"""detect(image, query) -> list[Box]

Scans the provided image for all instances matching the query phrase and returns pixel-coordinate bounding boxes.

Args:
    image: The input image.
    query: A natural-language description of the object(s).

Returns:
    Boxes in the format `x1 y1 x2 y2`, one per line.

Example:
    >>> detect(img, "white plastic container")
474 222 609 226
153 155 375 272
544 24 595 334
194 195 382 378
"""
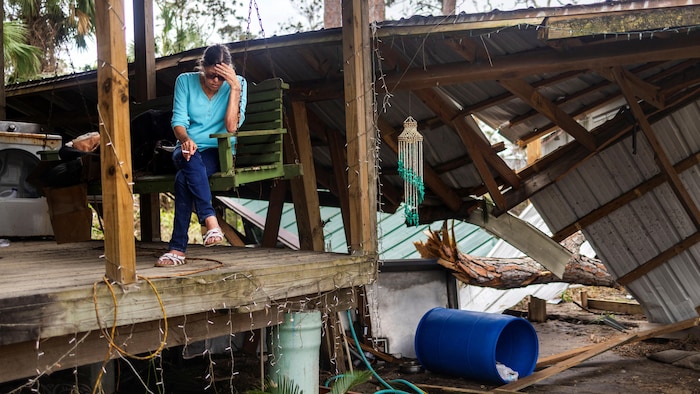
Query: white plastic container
0 125 61 237
0 197 54 237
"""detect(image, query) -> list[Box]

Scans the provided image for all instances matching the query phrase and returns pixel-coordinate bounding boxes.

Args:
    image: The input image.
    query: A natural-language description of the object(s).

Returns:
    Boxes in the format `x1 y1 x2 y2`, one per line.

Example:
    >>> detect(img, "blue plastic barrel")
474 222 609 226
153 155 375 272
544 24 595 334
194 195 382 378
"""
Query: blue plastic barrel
414 307 539 384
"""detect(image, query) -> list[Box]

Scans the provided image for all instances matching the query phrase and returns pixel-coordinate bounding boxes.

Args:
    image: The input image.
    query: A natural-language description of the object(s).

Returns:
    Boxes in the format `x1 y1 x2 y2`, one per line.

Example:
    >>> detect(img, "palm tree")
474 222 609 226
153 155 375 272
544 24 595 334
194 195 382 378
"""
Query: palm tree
4 0 95 75
154 0 246 57
3 21 42 82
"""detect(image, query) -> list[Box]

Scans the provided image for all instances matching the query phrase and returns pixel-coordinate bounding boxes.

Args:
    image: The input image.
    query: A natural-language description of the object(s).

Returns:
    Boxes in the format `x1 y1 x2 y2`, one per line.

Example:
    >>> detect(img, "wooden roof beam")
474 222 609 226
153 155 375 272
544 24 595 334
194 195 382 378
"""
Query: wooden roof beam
499 78 597 151
385 33 700 90
455 117 506 209
512 61 675 145
497 85 700 215
443 37 487 64
612 65 700 229
596 67 664 108
540 5 700 41
412 88 520 210
415 88 520 188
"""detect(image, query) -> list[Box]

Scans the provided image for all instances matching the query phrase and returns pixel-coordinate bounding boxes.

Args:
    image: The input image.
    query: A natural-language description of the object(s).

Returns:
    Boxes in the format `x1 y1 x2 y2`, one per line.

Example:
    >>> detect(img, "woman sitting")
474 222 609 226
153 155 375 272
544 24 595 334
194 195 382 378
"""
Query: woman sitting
156 44 247 267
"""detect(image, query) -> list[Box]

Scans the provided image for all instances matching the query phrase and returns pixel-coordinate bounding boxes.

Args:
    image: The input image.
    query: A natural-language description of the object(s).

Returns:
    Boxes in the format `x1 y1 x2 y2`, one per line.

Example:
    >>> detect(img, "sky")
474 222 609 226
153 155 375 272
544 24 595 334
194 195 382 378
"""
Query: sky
67 0 599 69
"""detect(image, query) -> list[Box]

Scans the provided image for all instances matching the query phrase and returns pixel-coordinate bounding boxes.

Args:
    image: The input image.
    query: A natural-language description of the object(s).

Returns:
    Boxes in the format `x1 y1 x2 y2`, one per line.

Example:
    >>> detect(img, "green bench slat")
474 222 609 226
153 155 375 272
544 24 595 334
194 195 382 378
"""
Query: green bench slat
242 108 283 125
245 99 283 113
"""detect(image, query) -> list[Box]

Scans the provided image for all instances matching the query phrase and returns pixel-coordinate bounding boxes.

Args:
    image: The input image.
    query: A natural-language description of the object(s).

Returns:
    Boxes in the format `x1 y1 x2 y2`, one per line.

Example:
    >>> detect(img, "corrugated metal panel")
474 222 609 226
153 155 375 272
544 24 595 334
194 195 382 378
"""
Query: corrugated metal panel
221 197 496 260
531 98 700 323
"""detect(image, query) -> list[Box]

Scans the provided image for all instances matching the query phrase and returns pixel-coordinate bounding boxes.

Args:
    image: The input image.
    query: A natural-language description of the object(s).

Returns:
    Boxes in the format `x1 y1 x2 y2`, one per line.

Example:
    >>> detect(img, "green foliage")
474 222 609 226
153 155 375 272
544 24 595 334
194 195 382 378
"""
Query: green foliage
154 0 247 56
5 0 96 74
246 375 302 394
246 371 372 394
2 21 42 82
326 370 372 394
277 0 323 34
561 288 574 302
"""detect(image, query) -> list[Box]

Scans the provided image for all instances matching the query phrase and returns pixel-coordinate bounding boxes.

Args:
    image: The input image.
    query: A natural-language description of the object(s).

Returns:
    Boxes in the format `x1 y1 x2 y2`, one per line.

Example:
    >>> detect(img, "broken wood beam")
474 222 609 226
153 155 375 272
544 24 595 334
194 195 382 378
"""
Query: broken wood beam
585 298 644 315
497 332 638 392
525 315 700 390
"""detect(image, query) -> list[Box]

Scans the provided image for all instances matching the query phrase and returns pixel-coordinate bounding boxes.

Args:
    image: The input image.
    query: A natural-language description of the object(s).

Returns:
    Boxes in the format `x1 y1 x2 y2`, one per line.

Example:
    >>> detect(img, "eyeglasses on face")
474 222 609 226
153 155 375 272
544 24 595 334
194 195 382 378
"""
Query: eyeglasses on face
204 72 222 81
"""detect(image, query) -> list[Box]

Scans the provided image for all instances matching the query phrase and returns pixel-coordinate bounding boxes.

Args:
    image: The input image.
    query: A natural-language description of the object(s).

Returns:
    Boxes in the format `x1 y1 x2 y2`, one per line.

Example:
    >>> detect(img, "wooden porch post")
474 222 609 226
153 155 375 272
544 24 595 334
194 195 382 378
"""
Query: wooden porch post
95 0 137 284
289 101 325 251
342 0 377 256
132 0 161 242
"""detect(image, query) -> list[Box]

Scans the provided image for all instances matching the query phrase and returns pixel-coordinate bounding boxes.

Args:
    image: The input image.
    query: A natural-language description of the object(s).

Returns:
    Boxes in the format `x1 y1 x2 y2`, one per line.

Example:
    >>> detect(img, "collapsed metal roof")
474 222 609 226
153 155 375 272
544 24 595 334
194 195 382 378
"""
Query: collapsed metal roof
4 0 700 323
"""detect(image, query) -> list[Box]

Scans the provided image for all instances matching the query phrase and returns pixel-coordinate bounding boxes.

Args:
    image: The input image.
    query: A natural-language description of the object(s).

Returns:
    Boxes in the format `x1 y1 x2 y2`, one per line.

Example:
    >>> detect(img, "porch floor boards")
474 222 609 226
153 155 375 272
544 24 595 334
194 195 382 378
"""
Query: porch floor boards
0 240 375 383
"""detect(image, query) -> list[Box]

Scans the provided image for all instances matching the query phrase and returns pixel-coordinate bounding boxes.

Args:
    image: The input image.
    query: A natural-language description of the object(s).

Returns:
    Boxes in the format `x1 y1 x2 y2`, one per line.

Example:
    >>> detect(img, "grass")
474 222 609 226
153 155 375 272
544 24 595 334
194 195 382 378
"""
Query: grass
89 193 222 245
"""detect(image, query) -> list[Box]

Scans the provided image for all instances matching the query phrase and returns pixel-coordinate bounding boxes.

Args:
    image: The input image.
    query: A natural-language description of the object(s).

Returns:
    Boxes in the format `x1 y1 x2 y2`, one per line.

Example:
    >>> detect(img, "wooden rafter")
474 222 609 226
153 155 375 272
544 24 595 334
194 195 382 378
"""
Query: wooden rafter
457 120 506 209
384 33 700 90
499 78 597 151
540 5 700 41
612 65 700 229
415 89 520 190
616 68 664 108
498 88 700 215
411 88 520 210
514 55 699 145
443 37 487 63
506 61 668 142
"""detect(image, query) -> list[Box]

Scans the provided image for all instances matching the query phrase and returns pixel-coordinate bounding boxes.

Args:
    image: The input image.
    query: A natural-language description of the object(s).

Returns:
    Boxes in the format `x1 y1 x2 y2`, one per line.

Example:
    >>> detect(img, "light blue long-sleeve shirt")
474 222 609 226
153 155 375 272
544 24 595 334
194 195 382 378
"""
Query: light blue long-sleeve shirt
171 72 248 151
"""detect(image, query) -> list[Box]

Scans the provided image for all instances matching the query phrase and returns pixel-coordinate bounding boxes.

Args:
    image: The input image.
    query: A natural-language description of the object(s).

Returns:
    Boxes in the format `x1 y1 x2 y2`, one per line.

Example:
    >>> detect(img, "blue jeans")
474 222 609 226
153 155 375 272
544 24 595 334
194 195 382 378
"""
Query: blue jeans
168 146 220 253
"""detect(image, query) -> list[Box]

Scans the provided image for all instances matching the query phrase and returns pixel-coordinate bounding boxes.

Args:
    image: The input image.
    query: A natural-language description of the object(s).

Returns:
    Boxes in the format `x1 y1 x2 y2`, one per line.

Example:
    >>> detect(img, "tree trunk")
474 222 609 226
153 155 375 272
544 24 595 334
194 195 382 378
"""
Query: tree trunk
414 222 617 289
324 0 342 28
442 0 456 15
325 0 385 28
369 0 385 22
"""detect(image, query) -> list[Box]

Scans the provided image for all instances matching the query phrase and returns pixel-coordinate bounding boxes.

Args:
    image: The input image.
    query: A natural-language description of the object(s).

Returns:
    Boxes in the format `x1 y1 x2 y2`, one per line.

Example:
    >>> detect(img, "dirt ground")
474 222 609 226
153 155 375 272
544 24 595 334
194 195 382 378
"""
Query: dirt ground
343 288 700 394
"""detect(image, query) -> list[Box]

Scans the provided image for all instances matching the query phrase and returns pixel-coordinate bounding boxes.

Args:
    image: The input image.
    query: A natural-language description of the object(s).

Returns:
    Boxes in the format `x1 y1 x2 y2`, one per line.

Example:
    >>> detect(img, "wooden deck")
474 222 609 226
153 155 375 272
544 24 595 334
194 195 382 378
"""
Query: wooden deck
0 240 376 383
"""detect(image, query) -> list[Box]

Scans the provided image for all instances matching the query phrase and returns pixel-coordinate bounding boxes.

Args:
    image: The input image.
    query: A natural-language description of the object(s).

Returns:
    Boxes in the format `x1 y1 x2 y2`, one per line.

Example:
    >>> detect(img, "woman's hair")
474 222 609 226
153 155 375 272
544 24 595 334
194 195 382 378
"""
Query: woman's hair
196 44 233 70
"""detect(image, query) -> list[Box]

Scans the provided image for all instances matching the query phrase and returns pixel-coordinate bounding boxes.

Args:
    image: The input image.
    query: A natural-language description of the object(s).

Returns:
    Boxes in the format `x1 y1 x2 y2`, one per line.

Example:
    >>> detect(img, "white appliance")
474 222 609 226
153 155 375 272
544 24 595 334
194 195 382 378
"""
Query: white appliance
0 122 62 237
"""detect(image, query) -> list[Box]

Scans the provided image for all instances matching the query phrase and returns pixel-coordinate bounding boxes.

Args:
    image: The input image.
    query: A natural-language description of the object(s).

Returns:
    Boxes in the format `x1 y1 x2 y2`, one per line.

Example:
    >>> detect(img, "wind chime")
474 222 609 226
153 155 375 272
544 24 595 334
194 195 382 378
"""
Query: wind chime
398 116 425 226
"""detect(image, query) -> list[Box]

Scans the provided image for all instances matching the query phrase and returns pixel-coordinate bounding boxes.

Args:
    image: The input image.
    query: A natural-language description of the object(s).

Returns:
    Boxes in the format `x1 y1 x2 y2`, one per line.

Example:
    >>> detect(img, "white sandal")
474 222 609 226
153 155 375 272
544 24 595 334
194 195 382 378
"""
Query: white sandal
155 252 186 267
203 227 225 247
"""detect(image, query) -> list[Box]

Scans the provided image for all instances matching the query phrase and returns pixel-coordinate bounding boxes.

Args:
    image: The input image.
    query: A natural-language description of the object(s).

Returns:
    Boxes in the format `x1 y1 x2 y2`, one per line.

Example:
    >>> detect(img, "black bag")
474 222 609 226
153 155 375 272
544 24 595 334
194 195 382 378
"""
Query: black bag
130 109 177 175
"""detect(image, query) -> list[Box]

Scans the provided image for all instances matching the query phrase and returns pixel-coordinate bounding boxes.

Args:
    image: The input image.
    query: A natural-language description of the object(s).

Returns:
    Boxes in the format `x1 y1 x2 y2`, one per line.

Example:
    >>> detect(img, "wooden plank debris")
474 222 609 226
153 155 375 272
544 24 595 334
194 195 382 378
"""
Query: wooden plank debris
585 298 644 315
499 316 700 392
